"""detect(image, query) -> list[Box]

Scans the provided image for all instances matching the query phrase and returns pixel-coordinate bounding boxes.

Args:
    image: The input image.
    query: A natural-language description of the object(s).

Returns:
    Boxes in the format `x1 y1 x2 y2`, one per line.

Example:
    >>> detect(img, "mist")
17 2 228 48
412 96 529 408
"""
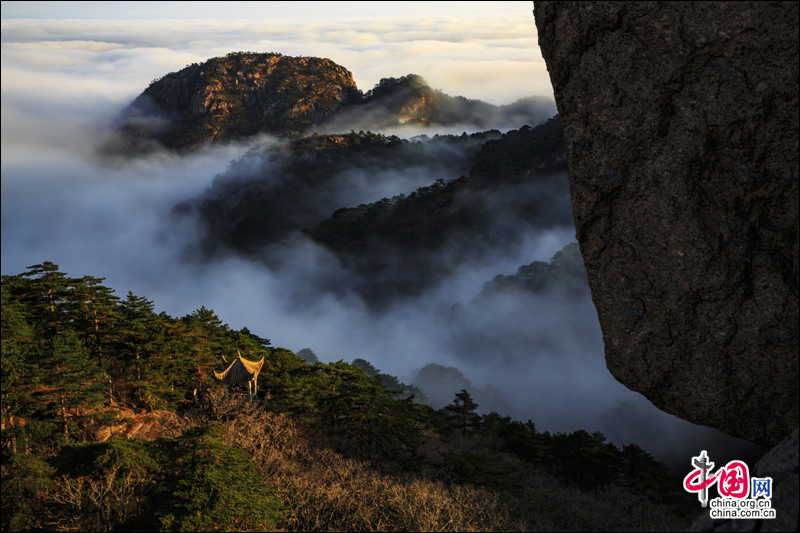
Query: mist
1 14 767 474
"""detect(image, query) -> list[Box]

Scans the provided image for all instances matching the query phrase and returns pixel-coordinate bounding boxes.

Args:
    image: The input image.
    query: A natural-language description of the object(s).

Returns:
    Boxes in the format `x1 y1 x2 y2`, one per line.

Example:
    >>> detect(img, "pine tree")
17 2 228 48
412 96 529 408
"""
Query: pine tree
297 348 319 364
240 327 271 348
1 276 40 453
137 318 200 410
18 262 72 342
443 389 481 437
9 264 107 439
71 275 119 367
45 328 107 434
118 292 164 405
352 358 379 375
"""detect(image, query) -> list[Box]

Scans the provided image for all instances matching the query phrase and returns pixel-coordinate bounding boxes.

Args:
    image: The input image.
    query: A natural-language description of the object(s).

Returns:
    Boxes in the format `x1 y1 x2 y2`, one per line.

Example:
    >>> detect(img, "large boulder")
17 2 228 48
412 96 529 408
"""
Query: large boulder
533 2 798 446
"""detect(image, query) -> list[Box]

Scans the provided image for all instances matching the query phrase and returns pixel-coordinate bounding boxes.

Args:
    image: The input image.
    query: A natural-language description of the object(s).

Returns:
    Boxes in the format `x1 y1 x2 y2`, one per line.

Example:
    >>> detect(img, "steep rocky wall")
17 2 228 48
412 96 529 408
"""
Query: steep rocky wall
533 1 798 446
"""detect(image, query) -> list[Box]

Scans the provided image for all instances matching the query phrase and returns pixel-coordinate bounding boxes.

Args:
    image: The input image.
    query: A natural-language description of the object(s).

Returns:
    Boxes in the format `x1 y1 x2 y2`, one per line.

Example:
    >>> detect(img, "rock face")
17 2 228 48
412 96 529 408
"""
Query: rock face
276 73 556 133
89 406 193 443
534 2 798 446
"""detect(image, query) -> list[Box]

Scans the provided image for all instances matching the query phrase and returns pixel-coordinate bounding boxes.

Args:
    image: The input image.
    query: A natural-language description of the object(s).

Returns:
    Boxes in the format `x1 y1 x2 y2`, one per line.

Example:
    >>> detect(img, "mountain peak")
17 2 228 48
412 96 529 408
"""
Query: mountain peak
120 52 359 149
109 53 555 153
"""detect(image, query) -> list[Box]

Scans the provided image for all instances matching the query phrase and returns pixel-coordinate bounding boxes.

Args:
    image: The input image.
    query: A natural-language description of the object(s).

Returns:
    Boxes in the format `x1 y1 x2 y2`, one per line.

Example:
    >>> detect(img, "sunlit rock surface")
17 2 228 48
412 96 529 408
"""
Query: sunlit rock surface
120 52 359 149
534 1 798 447
90 406 193 443
110 59 556 154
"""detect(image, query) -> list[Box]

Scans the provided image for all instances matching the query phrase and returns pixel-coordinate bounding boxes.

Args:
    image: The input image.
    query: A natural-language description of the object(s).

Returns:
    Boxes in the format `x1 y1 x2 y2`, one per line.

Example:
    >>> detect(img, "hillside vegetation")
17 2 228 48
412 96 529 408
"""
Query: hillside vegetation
1 262 697 531
171 116 570 308
179 129 499 256
332 74 555 131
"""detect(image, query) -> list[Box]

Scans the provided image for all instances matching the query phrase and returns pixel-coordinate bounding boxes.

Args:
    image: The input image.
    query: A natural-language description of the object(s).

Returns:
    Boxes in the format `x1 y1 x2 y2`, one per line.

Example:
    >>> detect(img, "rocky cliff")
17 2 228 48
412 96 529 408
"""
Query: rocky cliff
120 52 359 149
534 1 798 447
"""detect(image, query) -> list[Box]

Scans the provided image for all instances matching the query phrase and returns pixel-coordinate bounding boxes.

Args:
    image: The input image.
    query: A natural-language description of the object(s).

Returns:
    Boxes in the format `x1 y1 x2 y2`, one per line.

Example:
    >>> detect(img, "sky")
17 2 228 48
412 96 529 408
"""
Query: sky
2 1 535 20
1 1 766 472
0 1 551 106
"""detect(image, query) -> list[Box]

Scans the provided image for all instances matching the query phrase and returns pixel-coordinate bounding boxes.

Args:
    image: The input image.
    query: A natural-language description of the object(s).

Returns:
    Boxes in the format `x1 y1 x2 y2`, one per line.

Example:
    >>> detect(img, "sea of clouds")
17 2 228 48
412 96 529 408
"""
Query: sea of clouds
1 14 766 472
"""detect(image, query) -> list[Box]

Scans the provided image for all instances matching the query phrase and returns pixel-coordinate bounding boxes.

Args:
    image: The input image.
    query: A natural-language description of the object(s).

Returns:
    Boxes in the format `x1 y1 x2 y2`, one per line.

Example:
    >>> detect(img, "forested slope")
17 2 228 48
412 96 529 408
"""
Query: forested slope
305 116 571 306
1 262 697 531
181 129 501 255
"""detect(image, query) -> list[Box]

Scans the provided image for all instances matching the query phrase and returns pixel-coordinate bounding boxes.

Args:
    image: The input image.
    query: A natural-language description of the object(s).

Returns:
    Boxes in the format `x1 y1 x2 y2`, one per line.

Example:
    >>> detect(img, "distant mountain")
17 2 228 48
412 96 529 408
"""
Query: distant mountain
174 129 502 256
107 52 555 152
302 116 571 306
469 242 589 304
308 116 568 248
108 51 360 151
328 74 556 132
171 116 569 307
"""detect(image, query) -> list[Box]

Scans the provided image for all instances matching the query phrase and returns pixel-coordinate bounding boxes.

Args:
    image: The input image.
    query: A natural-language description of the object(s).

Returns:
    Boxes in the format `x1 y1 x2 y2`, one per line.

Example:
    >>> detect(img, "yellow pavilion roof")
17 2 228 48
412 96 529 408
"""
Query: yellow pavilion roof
214 351 264 384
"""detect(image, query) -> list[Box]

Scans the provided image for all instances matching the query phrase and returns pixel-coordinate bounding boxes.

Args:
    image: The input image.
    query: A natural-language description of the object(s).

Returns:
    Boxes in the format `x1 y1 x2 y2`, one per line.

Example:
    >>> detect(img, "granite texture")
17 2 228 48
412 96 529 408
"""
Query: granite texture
534 1 798 446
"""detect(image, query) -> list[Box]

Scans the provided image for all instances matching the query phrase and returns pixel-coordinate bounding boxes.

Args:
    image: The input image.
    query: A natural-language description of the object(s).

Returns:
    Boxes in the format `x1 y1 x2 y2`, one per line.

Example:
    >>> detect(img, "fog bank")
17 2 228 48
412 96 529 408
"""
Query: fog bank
1 14 766 473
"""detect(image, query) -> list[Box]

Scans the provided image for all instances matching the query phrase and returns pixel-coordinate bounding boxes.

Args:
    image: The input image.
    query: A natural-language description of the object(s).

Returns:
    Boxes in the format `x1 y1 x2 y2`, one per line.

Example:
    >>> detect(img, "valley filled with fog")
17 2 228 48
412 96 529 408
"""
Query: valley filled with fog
0 15 765 472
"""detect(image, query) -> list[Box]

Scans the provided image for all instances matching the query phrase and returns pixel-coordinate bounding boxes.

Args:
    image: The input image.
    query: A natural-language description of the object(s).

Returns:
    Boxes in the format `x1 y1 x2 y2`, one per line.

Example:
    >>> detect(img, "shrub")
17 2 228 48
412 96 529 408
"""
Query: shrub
153 423 285 532
443 451 522 491
0 454 56 531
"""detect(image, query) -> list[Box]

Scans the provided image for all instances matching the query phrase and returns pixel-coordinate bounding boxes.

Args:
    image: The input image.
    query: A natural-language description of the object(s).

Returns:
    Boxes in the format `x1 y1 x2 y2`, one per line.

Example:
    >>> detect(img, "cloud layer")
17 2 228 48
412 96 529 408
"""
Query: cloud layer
1 14 767 473
1 14 552 110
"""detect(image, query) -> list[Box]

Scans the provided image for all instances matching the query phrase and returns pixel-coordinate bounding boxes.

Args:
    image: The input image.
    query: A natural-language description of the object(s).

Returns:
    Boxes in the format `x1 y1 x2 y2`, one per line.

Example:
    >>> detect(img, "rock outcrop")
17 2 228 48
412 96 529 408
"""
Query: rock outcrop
119 52 360 149
342 74 555 130
88 406 193 443
533 1 798 447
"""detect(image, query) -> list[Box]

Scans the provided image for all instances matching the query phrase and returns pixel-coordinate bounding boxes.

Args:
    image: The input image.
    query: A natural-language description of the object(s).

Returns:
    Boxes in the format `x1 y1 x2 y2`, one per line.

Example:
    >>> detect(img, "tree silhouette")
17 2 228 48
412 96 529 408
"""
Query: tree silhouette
296 348 319 364
442 389 481 437
412 363 471 408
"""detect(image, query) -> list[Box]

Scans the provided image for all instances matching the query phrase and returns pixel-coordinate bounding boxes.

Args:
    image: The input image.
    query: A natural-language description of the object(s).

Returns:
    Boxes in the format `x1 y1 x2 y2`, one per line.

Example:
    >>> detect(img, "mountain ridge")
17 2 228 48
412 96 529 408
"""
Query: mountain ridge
110 52 555 152
172 117 570 308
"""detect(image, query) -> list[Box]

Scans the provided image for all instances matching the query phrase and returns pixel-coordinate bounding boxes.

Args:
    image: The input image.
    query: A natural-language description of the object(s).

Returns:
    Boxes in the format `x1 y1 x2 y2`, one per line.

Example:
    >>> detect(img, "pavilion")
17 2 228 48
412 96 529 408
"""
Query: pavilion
214 350 264 402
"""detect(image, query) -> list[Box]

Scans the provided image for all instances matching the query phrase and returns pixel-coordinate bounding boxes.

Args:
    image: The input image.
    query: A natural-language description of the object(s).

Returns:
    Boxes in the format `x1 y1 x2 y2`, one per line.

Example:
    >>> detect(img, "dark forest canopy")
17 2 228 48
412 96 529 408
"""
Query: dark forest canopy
304 117 571 307
308 117 569 254
177 128 502 256
470 241 589 303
